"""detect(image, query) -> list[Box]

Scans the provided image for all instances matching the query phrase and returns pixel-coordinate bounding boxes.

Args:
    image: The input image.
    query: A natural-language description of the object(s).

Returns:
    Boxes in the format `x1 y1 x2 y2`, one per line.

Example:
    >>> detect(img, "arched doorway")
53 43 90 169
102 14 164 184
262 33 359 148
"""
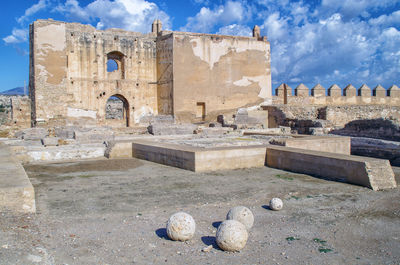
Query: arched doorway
105 94 129 127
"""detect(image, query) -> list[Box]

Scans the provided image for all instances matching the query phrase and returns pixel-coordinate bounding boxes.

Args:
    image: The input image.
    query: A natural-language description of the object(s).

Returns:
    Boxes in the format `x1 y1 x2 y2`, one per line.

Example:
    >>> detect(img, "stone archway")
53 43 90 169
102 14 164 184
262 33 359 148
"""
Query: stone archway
105 94 130 127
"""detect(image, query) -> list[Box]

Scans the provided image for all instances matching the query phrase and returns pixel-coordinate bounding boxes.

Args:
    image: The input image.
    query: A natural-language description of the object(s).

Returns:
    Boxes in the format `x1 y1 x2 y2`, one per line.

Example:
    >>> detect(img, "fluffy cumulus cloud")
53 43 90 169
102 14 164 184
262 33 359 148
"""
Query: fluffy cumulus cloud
3 0 49 45
3 29 28 44
55 0 171 33
257 0 400 88
17 0 49 24
181 1 251 33
217 24 252 36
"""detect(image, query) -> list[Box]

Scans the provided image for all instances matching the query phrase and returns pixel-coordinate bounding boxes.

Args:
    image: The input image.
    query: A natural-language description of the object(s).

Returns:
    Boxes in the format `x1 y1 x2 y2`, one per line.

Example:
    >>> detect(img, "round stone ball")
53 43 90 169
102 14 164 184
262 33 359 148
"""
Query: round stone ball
166 212 196 241
216 220 248 252
269 198 283 211
226 206 254 230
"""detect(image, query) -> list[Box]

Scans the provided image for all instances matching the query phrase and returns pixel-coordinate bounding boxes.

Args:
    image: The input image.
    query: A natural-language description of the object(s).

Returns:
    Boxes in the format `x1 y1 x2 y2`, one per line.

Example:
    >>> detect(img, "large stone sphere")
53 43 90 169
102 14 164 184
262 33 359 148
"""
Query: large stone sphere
166 212 196 241
216 220 248 252
226 206 254 230
269 198 283 211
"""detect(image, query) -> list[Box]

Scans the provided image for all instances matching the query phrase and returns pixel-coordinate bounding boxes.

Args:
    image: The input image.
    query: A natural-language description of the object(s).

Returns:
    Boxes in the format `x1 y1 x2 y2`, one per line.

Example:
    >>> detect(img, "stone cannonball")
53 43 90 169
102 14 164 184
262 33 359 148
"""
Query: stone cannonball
216 220 248 252
166 212 196 241
269 198 283 211
226 206 254 230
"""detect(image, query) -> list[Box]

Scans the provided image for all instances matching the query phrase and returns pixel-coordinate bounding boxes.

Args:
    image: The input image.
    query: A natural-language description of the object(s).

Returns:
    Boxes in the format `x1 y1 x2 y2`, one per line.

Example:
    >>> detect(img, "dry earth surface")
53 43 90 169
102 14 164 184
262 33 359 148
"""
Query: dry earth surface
1 159 399 264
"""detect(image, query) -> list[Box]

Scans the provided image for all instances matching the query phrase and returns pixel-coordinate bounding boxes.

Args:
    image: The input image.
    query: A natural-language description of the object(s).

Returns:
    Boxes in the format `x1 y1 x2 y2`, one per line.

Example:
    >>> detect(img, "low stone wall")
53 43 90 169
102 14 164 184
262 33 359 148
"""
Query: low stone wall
266 145 397 191
0 143 35 213
350 137 400 166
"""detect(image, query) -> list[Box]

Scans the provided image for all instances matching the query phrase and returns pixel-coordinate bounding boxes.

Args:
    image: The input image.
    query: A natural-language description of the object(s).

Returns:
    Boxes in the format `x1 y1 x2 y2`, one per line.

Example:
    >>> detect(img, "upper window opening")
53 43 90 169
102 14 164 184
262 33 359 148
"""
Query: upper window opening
107 59 118 72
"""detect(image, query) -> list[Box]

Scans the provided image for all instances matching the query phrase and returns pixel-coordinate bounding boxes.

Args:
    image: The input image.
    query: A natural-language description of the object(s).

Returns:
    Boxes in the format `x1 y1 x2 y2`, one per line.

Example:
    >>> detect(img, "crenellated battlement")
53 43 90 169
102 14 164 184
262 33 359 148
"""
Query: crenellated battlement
273 83 400 106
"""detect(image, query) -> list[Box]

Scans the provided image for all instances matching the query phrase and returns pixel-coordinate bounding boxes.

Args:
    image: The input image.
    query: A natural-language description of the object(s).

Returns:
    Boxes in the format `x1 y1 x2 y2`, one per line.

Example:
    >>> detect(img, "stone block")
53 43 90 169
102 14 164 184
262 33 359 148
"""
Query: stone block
42 137 59 146
149 115 175 124
105 141 133 158
148 124 197 135
21 128 48 140
74 127 115 142
55 126 76 139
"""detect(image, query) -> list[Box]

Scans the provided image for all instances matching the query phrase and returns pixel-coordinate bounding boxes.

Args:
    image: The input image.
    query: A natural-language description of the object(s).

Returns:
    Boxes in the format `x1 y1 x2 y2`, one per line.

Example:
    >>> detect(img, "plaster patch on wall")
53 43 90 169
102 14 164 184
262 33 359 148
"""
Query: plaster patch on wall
36 23 66 51
190 38 267 69
233 78 252 87
134 106 154 123
234 75 270 99
67 107 97 119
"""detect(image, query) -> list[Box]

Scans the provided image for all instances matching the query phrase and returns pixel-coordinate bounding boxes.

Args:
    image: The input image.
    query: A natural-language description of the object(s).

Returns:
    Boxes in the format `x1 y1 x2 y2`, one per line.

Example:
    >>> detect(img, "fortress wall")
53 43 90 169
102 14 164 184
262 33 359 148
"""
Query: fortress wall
170 32 271 122
273 84 400 106
30 19 158 127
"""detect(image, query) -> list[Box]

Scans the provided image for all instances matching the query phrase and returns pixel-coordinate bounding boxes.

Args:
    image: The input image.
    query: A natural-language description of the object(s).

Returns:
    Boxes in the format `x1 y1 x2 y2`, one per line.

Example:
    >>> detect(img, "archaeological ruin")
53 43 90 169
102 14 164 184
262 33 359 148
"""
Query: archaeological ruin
0 18 398 225
0 17 399 264
28 19 271 127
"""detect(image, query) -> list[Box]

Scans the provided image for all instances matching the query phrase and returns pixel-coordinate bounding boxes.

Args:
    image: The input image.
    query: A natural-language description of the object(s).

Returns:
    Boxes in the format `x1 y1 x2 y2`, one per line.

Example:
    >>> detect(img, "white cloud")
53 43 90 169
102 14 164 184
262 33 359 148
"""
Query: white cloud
369 10 400 27
216 24 252 36
3 28 28 44
55 0 171 33
17 0 49 24
252 0 400 88
261 12 288 40
181 1 251 33
54 0 90 22
192 0 210 5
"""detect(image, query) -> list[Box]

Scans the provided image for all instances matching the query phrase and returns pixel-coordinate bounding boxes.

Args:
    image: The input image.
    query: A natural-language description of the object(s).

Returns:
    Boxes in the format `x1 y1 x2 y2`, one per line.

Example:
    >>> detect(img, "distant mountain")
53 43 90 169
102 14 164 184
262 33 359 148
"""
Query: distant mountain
0 87 27 96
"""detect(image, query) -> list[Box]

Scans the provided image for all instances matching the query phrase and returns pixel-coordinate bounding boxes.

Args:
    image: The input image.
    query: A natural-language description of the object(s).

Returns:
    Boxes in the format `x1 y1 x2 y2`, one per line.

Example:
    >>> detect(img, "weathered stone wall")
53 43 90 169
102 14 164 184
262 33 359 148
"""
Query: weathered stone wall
0 96 11 125
10 97 31 128
0 96 31 127
264 104 400 139
30 19 158 127
273 83 400 106
170 32 271 122
156 33 174 115
30 19 272 127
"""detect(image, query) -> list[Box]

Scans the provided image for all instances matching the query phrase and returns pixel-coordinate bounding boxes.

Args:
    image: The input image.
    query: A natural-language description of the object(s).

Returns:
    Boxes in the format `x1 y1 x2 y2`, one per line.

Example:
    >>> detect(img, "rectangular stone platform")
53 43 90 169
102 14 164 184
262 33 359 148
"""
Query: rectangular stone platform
0 143 36 213
132 140 267 172
266 145 397 191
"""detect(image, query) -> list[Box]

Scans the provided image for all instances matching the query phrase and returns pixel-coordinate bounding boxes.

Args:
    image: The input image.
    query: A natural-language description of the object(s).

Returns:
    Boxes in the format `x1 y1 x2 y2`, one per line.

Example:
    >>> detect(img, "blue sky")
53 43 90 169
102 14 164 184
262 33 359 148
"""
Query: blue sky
1 0 400 92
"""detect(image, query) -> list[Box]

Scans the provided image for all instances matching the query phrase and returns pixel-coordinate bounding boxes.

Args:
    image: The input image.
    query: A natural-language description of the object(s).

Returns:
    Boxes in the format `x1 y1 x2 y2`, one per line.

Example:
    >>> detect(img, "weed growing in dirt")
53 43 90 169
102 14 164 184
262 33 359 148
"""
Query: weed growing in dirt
318 247 333 253
275 174 294 181
313 238 327 244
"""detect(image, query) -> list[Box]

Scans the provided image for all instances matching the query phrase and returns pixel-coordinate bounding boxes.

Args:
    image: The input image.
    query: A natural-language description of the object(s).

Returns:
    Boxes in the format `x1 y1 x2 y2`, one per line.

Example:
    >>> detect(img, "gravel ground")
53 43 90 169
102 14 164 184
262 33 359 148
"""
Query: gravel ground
0 158 399 264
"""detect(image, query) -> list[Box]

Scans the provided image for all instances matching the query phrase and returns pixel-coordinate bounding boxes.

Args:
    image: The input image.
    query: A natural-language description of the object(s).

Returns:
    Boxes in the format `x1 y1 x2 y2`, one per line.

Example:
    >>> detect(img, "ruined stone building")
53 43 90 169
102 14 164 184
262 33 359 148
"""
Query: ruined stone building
29 19 271 127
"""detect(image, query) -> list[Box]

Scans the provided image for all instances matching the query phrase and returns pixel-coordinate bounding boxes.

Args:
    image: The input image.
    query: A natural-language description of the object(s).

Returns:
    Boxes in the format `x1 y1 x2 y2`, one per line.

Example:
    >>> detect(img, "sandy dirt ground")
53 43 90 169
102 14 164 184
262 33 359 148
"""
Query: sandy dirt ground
1 158 399 265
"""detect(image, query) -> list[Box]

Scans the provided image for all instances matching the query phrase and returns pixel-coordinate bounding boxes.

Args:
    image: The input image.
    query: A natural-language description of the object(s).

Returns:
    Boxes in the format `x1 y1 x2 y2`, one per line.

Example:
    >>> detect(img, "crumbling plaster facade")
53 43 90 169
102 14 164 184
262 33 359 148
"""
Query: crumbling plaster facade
30 19 271 127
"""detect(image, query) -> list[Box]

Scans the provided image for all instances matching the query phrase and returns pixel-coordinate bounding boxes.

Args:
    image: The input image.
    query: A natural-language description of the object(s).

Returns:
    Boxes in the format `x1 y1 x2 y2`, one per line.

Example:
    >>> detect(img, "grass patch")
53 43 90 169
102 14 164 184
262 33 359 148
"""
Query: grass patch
286 236 300 241
313 238 327 244
318 247 333 253
290 196 300 200
275 174 294 181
